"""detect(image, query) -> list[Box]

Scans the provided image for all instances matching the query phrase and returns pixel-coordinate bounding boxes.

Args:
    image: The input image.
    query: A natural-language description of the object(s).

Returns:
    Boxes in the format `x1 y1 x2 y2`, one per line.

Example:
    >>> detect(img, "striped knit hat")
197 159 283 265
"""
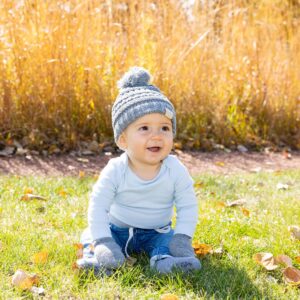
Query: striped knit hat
112 67 176 142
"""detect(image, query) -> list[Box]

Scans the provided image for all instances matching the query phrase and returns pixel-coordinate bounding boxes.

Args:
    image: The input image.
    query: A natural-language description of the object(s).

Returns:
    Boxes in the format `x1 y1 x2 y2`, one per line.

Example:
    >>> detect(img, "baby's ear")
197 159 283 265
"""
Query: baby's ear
116 134 127 151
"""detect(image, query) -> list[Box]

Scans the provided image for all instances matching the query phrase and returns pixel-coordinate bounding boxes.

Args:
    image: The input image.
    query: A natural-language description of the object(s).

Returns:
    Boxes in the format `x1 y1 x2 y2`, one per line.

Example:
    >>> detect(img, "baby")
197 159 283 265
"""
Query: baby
77 67 201 275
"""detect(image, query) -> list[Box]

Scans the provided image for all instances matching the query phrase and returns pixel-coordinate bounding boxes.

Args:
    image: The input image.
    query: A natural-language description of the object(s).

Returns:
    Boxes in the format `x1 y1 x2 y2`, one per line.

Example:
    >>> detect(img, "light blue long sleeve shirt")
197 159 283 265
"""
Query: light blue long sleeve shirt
88 153 198 240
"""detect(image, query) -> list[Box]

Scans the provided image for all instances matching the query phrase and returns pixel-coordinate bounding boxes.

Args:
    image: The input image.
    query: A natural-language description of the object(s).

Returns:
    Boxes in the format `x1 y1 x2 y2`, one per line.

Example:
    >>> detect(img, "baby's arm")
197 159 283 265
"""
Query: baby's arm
169 160 198 257
88 161 116 239
88 160 125 268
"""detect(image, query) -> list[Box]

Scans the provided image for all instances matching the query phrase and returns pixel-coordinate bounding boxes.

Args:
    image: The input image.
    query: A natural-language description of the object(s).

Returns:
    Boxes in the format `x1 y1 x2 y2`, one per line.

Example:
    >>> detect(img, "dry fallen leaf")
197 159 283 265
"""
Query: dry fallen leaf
72 262 79 270
32 251 49 264
24 187 34 194
11 270 39 290
282 150 292 159
253 253 278 270
173 142 182 150
193 243 212 257
78 171 85 178
160 294 179 300
215 161 225 167
241 207 250 217
275 254 293 267
282 266 300 286
58 189 68 197
21 194 47 201
74 243 83 250
216 201 226 208
74 243 84 258
226 199 246 207
295 256 300 263
194 181 204 189
288 226 300 240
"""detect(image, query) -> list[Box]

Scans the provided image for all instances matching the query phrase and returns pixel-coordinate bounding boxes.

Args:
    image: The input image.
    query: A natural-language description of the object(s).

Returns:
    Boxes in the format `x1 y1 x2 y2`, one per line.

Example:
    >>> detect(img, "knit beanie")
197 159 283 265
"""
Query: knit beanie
112 66 176 142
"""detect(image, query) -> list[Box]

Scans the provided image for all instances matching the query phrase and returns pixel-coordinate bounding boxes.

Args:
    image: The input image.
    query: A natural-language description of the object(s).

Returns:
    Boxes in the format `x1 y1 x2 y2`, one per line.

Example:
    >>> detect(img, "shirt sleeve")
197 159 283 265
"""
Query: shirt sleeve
173 160 198 237
88 159 117 240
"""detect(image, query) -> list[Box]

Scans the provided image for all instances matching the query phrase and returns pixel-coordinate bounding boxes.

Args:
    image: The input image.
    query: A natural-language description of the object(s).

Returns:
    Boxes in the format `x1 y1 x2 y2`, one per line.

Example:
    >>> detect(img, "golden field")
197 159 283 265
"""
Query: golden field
0 0 299 151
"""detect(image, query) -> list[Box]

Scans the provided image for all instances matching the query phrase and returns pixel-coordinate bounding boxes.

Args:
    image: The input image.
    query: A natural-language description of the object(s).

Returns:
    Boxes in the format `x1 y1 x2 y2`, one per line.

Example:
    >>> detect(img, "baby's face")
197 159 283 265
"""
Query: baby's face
117 113 173 169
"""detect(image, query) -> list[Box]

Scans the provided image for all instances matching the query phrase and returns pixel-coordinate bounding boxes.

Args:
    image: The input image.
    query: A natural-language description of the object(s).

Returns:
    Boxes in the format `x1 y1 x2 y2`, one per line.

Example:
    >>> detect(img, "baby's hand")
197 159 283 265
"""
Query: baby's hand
169 234 195 257
94 237 125 269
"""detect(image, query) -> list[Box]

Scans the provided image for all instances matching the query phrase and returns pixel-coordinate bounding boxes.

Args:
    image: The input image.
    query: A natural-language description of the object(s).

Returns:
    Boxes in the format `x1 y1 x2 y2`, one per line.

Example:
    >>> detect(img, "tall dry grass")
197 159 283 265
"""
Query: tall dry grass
0 0 299 151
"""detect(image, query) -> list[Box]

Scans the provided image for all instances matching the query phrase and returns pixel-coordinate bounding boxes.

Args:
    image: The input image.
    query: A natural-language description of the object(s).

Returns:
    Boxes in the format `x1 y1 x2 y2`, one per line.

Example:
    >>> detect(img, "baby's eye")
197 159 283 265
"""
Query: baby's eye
162 126 170 131
139 126 148 131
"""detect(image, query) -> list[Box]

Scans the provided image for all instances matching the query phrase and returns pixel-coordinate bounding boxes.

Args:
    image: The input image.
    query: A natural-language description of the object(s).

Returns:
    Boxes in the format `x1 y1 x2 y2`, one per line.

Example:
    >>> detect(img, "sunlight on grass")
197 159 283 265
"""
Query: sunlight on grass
0 170 299 299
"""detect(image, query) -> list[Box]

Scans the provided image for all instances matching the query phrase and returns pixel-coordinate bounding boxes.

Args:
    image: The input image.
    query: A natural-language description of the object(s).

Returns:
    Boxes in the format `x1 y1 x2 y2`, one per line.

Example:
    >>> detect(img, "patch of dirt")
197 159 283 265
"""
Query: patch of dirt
0 151 299 177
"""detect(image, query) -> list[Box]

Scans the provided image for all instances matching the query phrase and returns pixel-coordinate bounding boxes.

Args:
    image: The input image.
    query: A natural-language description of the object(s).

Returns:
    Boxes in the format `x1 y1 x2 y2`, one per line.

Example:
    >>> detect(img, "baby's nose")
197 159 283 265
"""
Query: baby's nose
151 130 163 139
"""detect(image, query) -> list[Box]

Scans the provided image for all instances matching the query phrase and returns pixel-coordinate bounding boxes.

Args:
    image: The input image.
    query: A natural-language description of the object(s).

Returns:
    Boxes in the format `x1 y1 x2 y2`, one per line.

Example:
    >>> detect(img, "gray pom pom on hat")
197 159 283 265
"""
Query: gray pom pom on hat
117 66 151 88
112 67 176 142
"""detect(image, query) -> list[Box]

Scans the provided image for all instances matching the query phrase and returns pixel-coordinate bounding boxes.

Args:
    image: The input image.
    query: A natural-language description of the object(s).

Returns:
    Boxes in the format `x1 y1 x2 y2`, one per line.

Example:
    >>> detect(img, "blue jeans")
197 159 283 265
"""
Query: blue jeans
80 223 174 265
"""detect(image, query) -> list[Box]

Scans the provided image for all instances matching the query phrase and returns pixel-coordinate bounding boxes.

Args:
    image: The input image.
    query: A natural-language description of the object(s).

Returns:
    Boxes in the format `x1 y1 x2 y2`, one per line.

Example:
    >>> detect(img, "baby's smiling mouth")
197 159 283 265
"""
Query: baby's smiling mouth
147 146 161 152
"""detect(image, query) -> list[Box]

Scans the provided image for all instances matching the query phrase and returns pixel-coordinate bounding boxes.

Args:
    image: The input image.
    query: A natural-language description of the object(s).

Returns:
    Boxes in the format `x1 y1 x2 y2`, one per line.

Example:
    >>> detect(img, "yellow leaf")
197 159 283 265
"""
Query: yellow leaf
241 207 250 217
160 294 179 300
253 252 278 270
11 270 39 290
282 266 300 286
295 256 300 263
32 251 49 264
89 100 95 110
58 189 68 197
215 161 225 167
194 181 203 189
193 243 212 257
216 201 226 208
173 142 182 150
24 188 33 194
78 171 85 178
74 243 83 250
192 241 201 249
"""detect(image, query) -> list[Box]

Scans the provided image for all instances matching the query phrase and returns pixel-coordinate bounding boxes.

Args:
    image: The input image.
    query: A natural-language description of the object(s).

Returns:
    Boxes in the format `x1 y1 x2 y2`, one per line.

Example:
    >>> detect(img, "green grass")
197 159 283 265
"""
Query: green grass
0 170 300 299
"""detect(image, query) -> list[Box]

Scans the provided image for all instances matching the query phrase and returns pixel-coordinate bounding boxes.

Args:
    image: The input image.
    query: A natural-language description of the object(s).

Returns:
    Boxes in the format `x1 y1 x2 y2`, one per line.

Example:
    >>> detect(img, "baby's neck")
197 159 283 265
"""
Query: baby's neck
128 160 162 181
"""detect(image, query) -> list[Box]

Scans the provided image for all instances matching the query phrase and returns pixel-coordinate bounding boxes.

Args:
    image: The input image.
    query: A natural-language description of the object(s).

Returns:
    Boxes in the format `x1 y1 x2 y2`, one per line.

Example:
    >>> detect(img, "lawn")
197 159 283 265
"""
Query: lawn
0 170 300 299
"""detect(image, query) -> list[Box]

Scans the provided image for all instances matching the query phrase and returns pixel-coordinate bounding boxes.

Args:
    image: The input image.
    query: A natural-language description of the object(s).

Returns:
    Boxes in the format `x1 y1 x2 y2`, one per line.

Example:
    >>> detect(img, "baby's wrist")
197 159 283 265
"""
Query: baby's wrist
173 233 191 239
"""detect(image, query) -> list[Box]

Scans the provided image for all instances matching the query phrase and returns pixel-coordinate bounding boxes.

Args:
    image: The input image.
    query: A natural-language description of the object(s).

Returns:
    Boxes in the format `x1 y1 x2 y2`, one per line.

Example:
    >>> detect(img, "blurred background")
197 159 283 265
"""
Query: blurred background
0 0 299 154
